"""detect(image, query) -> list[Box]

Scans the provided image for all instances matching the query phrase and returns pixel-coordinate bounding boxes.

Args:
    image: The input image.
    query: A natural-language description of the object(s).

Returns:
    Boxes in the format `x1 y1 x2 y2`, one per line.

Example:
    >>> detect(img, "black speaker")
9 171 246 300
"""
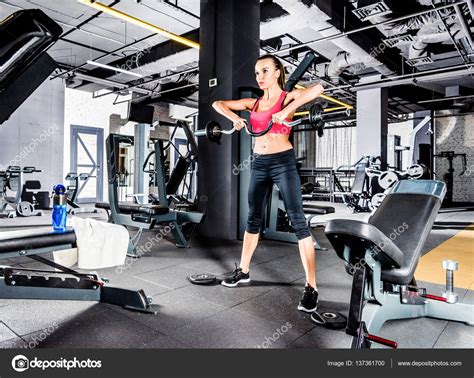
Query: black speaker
128 102 155 124
0 53 57 124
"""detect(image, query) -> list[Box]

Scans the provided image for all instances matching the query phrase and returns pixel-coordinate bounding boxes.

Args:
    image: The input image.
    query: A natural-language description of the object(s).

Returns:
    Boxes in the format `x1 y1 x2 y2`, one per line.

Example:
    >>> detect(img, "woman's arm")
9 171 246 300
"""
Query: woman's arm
212 98 256 122
283 84 324 114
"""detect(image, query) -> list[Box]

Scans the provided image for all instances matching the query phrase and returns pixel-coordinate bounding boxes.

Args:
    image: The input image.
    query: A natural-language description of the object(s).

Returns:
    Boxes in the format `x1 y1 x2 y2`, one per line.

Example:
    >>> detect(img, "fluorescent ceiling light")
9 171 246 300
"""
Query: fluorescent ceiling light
418 94 474 104
79 0 200 50
86 60 143 78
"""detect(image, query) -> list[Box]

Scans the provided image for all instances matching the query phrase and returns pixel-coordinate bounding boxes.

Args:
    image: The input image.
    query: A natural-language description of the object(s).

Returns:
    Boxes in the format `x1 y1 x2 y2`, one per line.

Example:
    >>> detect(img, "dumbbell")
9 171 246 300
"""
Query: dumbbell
442 259 458 304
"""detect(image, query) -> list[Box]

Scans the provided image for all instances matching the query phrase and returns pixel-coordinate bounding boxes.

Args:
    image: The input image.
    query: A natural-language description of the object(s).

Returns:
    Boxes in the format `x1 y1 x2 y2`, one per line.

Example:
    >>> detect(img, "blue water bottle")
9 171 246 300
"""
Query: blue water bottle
52 184 67 232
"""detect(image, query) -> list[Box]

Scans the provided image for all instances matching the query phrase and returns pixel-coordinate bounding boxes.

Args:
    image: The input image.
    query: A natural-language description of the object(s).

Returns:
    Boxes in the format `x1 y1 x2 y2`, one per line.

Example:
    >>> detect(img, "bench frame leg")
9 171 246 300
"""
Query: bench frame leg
347 252 474 348
0 248 155 314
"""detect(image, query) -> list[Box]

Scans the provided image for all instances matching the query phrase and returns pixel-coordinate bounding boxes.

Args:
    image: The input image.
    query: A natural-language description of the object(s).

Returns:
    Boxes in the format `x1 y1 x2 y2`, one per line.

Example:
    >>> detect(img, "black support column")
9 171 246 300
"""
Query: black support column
356 79 388 167
198 0 260 239
412 110 433 176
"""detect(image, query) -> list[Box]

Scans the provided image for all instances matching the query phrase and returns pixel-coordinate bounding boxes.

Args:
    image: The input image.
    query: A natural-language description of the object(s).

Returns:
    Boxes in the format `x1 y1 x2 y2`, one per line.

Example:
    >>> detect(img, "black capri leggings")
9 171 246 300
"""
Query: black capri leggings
246 148 311 240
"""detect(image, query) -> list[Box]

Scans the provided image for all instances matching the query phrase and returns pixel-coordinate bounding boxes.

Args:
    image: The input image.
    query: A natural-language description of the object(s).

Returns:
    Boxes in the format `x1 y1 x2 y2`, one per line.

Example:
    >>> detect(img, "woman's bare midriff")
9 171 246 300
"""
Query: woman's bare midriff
253 133 293 155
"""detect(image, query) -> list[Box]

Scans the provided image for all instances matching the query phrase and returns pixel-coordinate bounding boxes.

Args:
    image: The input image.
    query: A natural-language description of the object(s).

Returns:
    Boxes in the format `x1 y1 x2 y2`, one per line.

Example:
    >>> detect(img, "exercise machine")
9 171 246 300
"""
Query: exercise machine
0 166 45 217
336 156 383 213
325 180 473 348
0 170 15 218
145 120 199 211
65 172 98 215
366 164 426 209
96 124 204 255
20 180 50 213
0 228 153 313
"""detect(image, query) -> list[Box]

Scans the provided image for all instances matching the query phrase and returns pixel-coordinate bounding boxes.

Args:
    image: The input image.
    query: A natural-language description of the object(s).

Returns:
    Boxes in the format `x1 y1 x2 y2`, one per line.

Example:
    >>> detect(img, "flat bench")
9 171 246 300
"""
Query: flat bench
95 201 169 216
0 228 76 255
303 203 335 215
0 228 154 313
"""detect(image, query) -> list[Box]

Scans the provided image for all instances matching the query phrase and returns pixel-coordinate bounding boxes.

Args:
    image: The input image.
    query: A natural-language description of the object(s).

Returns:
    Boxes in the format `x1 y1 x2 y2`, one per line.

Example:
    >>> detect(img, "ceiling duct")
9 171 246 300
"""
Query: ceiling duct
326 51 365 81
408 30 454 60
352 2 472 66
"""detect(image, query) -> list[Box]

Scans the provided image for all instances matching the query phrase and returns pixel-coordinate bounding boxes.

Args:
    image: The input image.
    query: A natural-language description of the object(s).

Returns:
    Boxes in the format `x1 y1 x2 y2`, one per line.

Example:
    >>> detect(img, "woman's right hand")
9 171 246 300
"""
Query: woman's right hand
232 117 247 131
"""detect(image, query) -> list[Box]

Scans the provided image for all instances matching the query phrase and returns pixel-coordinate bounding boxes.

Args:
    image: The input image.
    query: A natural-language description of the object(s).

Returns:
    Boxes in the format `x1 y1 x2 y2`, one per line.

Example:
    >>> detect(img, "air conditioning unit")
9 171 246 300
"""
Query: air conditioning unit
383 34 415 48
406 56 434 67
352 1 392 21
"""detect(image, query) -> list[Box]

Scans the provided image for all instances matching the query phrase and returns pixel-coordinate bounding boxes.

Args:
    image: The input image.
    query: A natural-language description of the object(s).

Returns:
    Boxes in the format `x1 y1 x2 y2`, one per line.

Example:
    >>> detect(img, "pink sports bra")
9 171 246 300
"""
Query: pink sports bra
249 91 291 135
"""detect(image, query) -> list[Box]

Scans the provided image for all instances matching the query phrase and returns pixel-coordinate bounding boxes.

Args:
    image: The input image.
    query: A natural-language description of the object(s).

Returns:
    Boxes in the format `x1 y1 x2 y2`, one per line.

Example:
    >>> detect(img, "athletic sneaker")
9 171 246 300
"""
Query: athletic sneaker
221 263 250 288
297 284 318 312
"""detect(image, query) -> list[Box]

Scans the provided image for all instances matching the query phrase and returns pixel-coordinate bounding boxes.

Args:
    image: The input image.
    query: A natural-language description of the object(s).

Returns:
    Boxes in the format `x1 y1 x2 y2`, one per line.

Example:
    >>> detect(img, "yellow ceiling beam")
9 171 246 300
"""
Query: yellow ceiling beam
79 0 200 50
294 84 354 110
294 106 348 116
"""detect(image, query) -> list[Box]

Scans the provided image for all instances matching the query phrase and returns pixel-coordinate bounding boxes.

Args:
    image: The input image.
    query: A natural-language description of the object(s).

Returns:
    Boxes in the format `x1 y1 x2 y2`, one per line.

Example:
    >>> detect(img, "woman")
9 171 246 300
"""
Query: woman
212 54 324 313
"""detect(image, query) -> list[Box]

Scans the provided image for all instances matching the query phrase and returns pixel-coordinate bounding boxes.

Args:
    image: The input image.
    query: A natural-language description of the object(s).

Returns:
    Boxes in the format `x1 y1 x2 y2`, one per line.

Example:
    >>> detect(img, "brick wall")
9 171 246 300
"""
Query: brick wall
434 111 474 203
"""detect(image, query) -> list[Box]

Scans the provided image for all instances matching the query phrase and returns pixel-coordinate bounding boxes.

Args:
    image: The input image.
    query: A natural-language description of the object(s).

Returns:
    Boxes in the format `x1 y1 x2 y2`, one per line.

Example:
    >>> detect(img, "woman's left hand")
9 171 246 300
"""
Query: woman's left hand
271 110 290 125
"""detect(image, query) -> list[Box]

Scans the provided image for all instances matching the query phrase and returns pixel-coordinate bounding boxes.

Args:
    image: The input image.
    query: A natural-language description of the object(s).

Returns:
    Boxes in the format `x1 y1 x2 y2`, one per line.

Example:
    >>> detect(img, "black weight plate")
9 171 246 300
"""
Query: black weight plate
188 274 217 285
311 309 347 329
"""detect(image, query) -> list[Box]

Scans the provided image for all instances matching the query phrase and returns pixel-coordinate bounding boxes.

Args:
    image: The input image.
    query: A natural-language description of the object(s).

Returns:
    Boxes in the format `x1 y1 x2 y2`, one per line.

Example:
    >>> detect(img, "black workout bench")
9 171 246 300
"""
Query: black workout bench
0 228 153 312
325 180 474 348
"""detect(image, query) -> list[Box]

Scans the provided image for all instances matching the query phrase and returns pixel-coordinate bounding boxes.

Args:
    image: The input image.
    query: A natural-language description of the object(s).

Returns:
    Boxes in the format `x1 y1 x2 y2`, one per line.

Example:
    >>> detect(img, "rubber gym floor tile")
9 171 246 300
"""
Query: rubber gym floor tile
0 322 17 343
433 320 474 348
174 278 276 309
95 267 171 297
107 290 228 336
0 299 100 336
372 317 448 349
175 264 305 310
171 308 302 348
309 264 353 304
136 264 208 290
179 256 242 276
249 240 304 264
21 306 171 348
232 285 318 334
259 249 339 275
248 263 306 285
119 253 187 276
433 285 474 349
126 243 217 273
315 248 342 268
190 235 245 250
288 325 353 348
139 335 188 349
0 336 28 349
